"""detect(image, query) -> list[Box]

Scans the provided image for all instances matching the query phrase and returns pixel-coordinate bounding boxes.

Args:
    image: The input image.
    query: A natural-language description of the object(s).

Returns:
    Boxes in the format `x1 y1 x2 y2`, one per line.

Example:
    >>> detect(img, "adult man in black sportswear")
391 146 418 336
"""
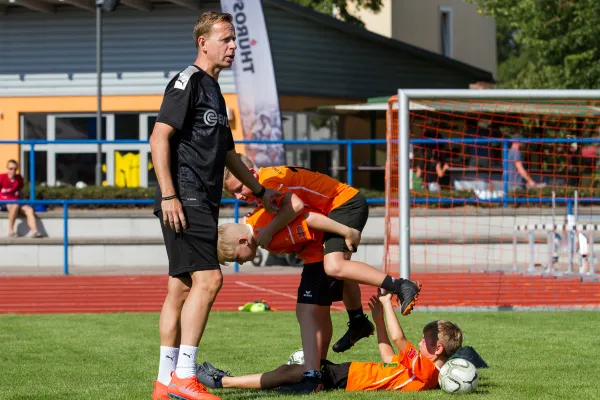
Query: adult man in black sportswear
149 11 280 400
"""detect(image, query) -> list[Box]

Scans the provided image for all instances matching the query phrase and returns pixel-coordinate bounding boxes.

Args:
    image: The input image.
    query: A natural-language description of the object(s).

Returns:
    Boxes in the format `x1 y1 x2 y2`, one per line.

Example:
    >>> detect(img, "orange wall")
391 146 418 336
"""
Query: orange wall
0 93 363 168
0 93 243 166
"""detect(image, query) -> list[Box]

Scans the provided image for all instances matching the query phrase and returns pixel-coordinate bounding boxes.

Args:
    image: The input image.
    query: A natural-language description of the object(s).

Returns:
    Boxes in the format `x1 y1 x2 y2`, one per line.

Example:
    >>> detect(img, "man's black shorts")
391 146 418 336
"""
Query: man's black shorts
157 206 220 277
297 262 343 306
323 192 369 255
322 362 351 390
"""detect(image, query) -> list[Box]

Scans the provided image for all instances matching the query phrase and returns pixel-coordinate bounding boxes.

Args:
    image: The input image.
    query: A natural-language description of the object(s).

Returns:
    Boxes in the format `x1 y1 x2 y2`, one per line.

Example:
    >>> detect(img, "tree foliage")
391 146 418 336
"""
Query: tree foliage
469 0 600 89
289 0 382 27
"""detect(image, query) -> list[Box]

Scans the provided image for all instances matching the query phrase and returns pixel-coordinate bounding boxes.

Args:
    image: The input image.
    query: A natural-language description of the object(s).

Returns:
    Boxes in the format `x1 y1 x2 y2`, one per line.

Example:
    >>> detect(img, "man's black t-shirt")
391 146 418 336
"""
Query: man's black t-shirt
153 65 235 215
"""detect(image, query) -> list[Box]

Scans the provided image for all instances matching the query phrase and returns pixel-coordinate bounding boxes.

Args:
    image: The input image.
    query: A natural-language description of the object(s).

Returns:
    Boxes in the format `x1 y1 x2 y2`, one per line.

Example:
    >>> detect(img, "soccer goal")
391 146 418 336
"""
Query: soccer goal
384 89 600 280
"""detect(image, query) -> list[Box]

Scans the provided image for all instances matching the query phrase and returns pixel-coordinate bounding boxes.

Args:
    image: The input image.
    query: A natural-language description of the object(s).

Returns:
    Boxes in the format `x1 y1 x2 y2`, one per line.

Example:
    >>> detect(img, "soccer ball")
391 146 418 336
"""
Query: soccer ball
438 358 478 394
286 349 304 365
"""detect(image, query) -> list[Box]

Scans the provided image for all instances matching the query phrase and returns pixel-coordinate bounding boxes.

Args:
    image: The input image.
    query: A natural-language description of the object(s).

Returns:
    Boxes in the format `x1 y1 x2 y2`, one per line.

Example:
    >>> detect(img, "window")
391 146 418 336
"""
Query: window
147 116 158 138
22 114 47 140
115 114 140 140
148 164 158 187
55 116 107 140
56 153 106 186
23 151 47 184
279 112 339 176
440 6 453 58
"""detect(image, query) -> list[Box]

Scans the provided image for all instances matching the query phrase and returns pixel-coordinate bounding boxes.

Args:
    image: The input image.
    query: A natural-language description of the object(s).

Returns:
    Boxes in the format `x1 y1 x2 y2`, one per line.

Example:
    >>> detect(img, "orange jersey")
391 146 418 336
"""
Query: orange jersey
258 166 359 214
244 207 324 264
345 341 440 392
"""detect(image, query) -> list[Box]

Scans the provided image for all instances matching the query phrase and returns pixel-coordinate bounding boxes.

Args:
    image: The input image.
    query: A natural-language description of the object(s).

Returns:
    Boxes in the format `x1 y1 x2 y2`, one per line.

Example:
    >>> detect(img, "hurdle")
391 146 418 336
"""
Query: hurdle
513 191 597 277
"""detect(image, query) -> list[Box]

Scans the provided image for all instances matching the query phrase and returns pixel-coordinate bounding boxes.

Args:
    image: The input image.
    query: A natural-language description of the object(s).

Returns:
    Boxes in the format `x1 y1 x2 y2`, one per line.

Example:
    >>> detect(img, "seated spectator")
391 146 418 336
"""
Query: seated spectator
422 150 450 192
504 135 536 191
0 160 43 238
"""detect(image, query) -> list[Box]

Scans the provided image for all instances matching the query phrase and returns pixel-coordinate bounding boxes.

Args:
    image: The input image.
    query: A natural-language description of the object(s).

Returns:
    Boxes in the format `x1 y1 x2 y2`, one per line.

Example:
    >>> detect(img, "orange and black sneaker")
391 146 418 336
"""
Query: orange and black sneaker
393 280 422 316
167 373 221 400
152 380 169 400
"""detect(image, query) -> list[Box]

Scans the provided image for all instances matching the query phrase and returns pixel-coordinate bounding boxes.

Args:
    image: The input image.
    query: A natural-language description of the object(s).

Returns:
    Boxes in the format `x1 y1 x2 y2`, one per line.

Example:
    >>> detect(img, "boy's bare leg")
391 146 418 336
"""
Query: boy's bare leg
324 252 421 316
324 252 388 286
320 310 333 360
221 364 304 389
296 304 331 372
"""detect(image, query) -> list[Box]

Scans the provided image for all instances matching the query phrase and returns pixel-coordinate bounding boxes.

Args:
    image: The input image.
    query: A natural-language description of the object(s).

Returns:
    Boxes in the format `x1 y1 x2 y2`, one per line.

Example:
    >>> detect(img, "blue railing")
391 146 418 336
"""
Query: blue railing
1 137 599 275
0 199 153 276
0 138 388 199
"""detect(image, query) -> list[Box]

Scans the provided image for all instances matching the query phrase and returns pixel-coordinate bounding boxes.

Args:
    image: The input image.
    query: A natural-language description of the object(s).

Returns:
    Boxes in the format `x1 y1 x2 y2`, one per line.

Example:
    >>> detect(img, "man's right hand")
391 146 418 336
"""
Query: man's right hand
261 188 282 214
161 197 187 233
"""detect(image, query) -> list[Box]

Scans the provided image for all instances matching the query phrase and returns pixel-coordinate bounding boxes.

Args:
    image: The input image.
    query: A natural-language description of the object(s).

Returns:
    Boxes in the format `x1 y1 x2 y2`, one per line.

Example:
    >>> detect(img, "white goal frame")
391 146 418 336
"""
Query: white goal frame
396 89 600 279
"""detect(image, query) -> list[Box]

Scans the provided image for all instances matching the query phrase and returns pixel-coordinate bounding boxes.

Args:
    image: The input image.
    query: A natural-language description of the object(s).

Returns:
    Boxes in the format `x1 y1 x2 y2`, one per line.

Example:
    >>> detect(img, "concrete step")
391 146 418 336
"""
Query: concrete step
0 237 385 270
5 208 598 242
0 208 385 239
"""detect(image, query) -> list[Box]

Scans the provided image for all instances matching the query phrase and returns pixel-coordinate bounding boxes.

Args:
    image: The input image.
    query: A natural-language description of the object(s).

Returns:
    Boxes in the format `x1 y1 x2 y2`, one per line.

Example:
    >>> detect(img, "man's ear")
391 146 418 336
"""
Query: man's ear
198 36 207 52
238 237 249 246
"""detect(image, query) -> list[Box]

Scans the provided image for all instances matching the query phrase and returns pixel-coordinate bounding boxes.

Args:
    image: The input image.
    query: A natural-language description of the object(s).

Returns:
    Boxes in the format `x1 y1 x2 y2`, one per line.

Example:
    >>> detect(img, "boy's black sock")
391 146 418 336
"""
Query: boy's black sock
347 307 365 321
380 275 403 292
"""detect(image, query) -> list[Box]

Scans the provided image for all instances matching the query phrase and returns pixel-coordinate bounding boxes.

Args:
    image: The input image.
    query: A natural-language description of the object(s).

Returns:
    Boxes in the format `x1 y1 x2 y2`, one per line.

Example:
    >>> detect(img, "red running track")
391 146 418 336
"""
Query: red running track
1 273 600 314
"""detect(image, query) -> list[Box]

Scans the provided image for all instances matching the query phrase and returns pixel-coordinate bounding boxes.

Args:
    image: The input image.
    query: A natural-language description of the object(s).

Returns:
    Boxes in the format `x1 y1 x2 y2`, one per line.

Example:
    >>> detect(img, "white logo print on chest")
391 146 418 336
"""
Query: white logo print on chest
203 109 229 127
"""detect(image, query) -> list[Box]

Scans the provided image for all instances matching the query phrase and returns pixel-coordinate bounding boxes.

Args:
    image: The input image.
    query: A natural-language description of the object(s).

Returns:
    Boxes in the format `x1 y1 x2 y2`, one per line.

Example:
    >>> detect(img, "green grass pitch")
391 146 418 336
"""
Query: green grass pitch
0 311 597 399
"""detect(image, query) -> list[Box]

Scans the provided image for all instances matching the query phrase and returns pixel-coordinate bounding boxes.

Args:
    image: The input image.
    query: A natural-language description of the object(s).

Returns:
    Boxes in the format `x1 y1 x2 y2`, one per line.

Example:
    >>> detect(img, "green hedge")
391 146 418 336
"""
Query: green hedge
20 185 155 209
18 186 387 209
18 185 600 210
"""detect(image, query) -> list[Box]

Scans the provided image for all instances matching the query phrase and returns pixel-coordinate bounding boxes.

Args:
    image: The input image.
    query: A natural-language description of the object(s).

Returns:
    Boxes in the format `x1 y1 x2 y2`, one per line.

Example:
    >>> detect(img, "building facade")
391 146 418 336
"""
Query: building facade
0 0 493 189
350 0 497 78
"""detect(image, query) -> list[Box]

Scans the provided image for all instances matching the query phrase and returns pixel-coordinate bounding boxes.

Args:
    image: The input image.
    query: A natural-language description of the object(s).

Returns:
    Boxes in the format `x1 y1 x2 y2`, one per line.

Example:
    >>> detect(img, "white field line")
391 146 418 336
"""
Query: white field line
234 281 345 311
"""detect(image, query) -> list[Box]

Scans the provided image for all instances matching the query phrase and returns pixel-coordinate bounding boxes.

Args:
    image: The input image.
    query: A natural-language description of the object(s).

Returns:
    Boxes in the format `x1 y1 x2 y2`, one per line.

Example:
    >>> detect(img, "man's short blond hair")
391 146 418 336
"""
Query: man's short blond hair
193 11 233 48
223 153 256 183
217 223 249 264
423 320 463 358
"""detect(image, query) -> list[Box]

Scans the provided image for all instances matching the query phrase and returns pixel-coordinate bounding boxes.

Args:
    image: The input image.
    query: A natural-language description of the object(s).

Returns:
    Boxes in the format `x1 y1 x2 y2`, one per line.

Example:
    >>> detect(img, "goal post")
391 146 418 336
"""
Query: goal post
385 89 600 279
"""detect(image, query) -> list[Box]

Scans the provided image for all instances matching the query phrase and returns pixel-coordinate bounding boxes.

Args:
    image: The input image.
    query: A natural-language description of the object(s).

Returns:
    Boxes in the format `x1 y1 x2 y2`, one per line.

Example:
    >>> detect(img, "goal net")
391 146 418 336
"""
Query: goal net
384 90 600 279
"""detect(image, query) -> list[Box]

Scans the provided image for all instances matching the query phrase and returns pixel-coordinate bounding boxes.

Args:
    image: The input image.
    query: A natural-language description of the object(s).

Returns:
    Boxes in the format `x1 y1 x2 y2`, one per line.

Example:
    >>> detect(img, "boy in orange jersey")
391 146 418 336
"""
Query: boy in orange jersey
196 289 463 393
217 203 362 386
222 155 422 393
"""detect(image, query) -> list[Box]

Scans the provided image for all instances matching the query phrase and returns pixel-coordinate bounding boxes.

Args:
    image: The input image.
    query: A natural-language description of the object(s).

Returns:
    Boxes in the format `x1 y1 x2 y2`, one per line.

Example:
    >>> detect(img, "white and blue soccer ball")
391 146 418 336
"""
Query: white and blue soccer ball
286 349 304 365
438 358 478 394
